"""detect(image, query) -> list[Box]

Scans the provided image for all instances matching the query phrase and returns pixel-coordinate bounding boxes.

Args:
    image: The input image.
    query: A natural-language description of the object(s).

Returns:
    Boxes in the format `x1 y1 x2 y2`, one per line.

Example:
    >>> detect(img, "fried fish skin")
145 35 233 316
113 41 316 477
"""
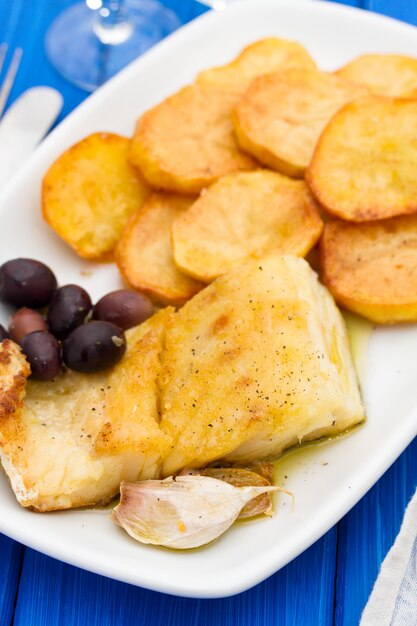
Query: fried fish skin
232 68 369 178
159 255 364 476
0 310 174 512
129 84 257 194
321 217 417 323
42 133 151 261
335 54 417 97
116 192 205 306
172 170 323 282
197 37 316 92
307 97 417 222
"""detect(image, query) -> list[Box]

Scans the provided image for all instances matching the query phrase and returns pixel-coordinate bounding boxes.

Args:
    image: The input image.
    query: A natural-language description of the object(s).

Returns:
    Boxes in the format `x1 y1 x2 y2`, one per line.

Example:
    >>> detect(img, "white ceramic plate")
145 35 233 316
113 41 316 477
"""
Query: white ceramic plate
1 0 417 599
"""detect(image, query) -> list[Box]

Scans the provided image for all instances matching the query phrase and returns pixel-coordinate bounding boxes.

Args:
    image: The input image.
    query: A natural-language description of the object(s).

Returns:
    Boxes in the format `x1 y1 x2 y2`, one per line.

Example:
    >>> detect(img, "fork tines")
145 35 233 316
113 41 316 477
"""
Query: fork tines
0 44 23 118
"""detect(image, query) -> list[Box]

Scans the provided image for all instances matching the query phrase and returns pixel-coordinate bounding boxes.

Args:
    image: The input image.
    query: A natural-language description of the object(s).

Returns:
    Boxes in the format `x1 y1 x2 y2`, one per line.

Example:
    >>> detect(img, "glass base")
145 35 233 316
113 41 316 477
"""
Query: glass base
195 0 234 9
45 0 181 91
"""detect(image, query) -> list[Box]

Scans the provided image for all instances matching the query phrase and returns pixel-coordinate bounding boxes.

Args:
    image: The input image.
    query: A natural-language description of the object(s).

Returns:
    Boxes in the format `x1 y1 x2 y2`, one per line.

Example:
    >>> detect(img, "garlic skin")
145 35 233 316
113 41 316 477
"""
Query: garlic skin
112 475 278 549
180 466 276 518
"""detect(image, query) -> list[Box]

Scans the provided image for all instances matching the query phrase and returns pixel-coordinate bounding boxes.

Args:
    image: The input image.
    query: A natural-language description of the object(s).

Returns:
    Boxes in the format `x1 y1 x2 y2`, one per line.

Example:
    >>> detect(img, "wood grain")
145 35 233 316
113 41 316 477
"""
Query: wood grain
335 438 417 625
13 531 336 626
0 536 24 626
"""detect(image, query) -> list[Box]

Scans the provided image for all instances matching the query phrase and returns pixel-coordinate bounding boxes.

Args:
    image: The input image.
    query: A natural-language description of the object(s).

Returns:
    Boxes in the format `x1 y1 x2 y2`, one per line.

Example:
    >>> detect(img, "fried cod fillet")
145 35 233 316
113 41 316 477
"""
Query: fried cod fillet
0 340 30 425
0 311 173 511
0 257 364 510
159 256 364 475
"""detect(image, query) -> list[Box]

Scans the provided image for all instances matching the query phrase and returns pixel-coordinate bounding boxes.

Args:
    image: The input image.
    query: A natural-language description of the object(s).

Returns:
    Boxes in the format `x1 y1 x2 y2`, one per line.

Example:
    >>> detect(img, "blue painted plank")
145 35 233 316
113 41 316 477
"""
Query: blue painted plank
0 0 85 123
335 437 417 626
363 1 417 26
163 0 207 23
328 1 362 7
13 529 337 626
0 536 24 626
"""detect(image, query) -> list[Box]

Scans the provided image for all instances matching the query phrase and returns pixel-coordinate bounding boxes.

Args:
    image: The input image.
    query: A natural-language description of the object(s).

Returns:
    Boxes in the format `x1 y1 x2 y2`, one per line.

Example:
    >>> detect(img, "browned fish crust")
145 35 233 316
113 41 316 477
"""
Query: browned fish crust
0 340 30 422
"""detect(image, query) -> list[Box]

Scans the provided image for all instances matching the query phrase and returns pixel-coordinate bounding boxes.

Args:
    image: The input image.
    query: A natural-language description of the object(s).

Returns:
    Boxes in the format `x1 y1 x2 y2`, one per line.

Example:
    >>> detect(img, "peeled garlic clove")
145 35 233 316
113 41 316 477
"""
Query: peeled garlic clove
112 475 278 549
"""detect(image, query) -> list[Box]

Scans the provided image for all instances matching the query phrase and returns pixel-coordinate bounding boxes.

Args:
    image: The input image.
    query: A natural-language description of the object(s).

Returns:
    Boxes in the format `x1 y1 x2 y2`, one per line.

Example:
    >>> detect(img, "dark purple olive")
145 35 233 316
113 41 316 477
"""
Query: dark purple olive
9 308 48 343
0 324 10 342
93 289 154 330
0 258 57 308
20 331 62 381
63 321 126 373
47 284 92 340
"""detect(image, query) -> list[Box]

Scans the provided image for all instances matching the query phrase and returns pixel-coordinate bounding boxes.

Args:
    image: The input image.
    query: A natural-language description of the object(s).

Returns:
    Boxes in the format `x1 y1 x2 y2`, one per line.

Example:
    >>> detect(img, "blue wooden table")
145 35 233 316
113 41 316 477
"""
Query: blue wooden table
0 1 416 624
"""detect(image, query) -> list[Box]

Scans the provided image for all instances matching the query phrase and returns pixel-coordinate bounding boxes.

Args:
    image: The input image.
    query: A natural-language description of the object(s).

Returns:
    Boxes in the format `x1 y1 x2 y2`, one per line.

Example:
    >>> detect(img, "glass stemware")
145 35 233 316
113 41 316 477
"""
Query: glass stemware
45 0 181 92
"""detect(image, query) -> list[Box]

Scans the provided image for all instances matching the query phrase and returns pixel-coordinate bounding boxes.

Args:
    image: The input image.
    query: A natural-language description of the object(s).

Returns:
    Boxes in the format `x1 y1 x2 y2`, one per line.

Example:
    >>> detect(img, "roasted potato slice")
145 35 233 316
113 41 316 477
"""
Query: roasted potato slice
197 37 316 92
116 193 204 306
335 54 417 97
232 68 369 178
172 170 323 282
42 133 151 261
129 84 257 194
321 217 417 323
307 97 417 222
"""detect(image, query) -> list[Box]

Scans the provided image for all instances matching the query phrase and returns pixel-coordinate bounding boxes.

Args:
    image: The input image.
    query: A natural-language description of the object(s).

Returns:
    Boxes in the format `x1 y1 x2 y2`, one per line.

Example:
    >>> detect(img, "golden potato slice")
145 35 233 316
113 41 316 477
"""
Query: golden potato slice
307 97 417 222
320 217 417 323
172 170 323 282
116 193 204 306
196 37 316 92
232 68 369 178
129 84 257 194
42 133 151 261
335 54 417 97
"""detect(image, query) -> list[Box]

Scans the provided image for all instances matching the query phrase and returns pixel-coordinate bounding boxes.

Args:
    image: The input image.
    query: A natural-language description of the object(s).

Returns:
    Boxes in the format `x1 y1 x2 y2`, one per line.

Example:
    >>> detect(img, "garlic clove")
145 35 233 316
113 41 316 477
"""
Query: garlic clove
112 475 278 549
181 467 277 518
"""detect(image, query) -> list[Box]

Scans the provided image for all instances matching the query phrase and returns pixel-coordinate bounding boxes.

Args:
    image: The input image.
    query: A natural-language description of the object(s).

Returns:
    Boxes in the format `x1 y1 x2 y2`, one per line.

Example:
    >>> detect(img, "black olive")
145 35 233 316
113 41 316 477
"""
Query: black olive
9 308 48 343
63 321 126 373
47 284 92 339
20 331 62 381
0 258 57 308
93 289 154 330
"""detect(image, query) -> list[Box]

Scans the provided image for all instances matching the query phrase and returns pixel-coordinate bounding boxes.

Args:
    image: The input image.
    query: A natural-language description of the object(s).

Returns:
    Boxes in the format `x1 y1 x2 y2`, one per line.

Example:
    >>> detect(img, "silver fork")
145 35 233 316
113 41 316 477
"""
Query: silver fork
0 44 23 119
